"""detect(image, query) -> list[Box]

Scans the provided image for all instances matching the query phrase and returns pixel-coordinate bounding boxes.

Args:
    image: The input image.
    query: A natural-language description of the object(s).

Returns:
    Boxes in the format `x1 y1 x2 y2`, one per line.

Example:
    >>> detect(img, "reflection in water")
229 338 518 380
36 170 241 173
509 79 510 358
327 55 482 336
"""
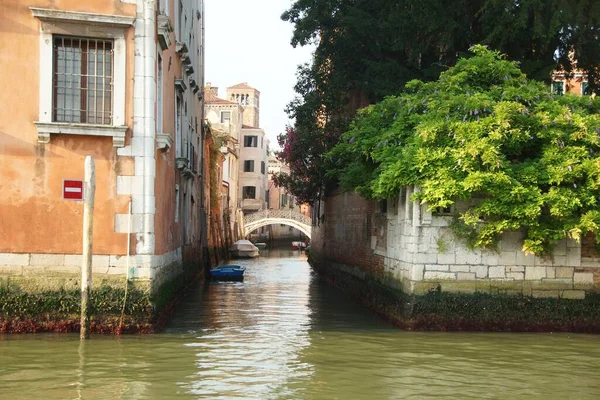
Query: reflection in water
171 249 314 399
1 250 600 399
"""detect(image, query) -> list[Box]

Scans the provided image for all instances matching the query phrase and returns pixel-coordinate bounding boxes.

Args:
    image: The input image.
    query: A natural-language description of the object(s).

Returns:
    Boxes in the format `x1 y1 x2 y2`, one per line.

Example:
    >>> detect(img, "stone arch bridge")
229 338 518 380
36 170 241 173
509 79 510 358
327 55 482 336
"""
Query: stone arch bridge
243 209 312 239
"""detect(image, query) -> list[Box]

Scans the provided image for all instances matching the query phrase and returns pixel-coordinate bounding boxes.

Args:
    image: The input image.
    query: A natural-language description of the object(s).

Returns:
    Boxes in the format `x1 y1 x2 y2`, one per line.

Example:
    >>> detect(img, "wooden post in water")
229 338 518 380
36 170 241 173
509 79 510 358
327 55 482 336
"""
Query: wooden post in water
80 156 95 340
216 216 226 260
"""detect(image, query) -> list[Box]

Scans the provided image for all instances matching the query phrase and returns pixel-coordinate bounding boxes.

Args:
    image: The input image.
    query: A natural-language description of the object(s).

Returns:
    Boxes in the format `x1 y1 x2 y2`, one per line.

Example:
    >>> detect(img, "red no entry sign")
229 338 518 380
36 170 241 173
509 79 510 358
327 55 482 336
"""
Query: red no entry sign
63 180 84 200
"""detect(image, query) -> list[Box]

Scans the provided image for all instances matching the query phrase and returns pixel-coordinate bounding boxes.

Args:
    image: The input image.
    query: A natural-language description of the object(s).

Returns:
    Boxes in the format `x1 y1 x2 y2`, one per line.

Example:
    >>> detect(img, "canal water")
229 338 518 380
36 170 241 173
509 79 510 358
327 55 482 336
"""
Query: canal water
1 250 599 399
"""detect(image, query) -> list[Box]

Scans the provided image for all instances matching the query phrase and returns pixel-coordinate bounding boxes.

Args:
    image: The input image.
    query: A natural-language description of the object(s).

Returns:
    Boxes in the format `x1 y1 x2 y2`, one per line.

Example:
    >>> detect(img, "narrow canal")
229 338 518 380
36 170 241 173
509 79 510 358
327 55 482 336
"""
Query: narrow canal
1 250 599 399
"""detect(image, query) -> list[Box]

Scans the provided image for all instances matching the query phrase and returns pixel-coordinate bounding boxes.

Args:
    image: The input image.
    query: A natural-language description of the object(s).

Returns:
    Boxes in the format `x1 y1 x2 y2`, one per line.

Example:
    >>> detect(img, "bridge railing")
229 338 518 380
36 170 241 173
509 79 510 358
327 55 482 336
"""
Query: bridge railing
243 209 312 226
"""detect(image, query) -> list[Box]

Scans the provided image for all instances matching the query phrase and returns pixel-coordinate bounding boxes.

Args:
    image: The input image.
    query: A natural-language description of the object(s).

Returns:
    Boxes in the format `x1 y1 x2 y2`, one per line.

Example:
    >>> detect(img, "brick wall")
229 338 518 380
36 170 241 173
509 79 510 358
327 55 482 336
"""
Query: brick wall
581 233 600 258
315 191 384 276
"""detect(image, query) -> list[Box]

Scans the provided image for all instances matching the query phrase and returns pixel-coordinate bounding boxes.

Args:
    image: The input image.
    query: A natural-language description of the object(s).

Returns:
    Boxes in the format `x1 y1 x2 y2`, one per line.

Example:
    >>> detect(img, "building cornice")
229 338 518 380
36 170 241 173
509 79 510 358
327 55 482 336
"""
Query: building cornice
205 103 240 108
30 7 135 27
156 133 174 150
34 122 127 147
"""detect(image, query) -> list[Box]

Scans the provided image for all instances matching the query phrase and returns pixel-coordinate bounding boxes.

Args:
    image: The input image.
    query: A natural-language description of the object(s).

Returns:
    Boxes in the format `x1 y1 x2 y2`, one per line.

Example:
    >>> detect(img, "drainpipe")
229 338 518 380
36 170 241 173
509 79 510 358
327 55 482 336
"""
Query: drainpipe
133 0 157 255
223 180 231 245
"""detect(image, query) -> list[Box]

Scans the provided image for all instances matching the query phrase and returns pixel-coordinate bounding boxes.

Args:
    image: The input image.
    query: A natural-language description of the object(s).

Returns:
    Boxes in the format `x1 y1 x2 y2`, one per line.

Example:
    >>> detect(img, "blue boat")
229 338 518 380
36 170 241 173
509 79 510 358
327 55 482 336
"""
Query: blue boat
210 265 246 280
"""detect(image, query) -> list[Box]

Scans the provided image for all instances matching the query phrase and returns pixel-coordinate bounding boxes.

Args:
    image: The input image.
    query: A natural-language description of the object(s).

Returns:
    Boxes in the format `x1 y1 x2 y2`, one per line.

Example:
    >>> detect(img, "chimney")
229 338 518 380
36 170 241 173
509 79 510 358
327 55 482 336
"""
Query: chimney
204 82 219 98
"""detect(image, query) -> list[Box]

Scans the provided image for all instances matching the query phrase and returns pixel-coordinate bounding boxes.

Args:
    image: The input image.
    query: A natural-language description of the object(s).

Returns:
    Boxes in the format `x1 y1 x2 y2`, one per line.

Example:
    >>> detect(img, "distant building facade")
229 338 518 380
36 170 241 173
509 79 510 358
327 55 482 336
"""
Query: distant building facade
227 82 260 128
551 70 593 96
204 83 244 239
226 83 268 215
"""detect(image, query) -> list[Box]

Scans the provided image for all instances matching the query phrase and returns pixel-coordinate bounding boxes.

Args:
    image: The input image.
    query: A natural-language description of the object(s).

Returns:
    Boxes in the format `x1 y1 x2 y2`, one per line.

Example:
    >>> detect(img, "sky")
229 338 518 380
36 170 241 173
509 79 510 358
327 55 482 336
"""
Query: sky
204 0 315 150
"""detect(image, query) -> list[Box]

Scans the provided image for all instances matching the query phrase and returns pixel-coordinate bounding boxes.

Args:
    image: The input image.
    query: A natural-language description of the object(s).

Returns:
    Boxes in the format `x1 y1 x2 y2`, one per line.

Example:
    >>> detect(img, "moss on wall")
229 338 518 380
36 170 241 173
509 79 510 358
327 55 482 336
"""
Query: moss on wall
0 263 203 334
309 252 600 333
0 283 153 333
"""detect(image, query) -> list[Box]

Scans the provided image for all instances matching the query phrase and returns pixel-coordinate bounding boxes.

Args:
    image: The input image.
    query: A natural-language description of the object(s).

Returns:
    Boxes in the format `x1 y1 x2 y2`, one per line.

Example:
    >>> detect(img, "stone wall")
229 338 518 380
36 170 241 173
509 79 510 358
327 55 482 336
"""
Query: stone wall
0 247 201 333
316 188 600 299
0 248 184 294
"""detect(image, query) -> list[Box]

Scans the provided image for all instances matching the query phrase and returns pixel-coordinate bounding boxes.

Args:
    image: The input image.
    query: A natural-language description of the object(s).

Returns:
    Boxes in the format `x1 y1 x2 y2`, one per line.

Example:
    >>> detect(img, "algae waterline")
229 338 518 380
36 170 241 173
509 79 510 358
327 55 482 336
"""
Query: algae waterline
0 272 201 334
308 253 600 333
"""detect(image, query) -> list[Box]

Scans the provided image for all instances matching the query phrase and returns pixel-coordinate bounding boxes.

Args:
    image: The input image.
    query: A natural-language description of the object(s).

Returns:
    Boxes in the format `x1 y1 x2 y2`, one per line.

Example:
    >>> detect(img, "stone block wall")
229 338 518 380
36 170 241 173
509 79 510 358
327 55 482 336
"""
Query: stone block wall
0 248 184 294
316 188 600 299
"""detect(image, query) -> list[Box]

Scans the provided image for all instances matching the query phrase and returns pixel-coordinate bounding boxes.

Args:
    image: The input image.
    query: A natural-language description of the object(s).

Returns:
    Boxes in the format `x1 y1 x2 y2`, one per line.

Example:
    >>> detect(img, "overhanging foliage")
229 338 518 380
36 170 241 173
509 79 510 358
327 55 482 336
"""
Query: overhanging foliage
329 46 600 255
278 0 600 207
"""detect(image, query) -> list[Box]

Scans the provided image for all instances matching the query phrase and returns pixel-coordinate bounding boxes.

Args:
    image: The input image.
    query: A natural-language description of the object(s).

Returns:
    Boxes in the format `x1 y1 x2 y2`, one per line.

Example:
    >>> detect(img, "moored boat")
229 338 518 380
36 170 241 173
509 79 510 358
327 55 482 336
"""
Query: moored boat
254 242 267 250
230 239 260 258
210 265 246 280
292 241 307 250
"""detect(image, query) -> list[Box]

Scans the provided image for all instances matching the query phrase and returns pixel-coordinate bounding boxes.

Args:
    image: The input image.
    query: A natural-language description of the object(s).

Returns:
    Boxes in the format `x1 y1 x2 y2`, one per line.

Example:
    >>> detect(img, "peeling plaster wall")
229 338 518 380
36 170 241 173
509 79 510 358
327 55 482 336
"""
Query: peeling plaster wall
0 0 205 291
0 0 136 256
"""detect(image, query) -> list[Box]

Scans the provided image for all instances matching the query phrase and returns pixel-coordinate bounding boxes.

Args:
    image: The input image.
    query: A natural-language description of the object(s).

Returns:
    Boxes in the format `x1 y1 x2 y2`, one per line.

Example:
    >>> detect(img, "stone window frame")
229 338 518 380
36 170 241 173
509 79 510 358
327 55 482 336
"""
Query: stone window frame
31 8 134 147
52 36 114 125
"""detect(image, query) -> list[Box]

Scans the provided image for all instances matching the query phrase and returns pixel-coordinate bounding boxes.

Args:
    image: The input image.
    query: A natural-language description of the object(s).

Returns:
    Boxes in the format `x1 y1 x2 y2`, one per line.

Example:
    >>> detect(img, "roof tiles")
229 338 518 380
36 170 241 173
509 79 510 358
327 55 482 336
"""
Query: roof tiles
204 88 237 105
227 82 256 90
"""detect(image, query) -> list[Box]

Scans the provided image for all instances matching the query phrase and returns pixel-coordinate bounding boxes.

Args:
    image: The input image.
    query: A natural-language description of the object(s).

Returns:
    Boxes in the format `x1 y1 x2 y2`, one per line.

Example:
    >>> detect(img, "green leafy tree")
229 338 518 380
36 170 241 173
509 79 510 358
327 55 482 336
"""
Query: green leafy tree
329 46 600 255
277 0 600 205
283 0 600 94
272 62 352 204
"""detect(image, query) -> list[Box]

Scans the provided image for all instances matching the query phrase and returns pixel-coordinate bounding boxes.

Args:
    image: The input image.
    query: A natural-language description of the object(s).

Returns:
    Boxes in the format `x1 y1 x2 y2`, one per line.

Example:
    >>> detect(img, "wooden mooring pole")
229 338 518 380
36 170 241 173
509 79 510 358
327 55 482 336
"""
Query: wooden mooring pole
80 156 95 340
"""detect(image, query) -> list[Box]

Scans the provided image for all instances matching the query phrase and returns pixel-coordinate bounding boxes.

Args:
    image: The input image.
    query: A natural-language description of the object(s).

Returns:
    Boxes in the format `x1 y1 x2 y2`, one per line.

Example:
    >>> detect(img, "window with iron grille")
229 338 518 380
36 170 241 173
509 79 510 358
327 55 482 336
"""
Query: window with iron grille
53 36 113 124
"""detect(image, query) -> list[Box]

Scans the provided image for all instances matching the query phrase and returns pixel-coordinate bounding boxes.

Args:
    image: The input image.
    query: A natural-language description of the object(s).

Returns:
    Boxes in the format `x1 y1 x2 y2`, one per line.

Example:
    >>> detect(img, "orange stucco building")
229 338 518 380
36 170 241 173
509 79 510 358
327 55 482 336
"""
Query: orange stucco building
551 70 593 96
0 0 207 293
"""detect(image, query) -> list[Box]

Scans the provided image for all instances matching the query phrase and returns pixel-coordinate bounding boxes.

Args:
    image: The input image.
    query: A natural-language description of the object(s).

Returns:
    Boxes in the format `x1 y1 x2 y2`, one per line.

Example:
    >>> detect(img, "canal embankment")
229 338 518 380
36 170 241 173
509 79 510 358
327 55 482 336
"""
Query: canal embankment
309 251 600 333
306 186 600 333
0 262 203 334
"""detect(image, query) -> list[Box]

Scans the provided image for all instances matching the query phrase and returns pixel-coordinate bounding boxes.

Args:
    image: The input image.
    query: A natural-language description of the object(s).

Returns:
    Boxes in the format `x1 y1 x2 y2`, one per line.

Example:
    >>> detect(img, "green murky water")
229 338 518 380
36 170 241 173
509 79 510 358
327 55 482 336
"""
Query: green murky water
1 250 599 399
